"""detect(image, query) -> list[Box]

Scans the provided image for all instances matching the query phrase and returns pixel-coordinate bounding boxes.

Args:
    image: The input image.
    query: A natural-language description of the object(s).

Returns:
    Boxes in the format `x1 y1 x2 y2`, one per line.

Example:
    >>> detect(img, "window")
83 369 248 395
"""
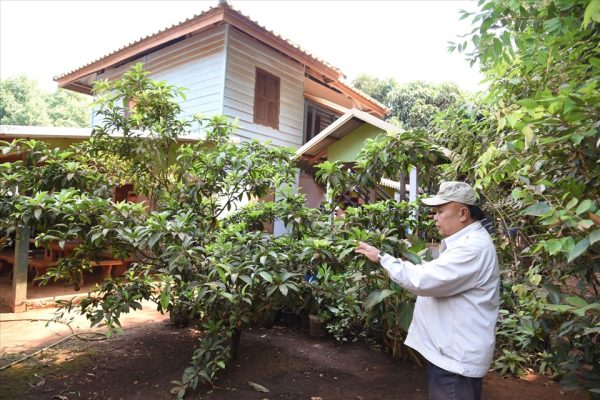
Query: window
253 68 280 130
303 102 341 144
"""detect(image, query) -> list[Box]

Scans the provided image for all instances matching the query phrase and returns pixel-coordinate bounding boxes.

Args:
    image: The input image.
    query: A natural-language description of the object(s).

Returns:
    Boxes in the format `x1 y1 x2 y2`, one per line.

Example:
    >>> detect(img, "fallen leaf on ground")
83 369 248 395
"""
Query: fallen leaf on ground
247 380 269 392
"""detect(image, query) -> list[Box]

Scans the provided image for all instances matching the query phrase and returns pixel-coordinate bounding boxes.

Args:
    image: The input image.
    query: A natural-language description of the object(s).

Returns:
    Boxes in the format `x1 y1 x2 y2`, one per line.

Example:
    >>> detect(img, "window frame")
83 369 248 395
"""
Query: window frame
253 67 280 130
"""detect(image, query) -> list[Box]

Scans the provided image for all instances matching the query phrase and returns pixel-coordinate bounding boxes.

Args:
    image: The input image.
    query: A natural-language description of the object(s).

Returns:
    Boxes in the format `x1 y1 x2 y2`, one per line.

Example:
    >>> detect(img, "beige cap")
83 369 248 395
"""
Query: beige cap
421 181 478 206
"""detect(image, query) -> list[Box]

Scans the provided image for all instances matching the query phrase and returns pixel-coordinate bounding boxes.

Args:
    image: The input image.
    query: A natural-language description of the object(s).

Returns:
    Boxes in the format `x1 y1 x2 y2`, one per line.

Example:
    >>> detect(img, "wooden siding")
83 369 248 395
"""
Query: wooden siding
223 27 305 148
92 26 227 126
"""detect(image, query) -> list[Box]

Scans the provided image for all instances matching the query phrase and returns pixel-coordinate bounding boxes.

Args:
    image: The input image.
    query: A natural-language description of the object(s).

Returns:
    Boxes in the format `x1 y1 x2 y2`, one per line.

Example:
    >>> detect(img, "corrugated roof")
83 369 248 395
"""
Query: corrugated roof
227 5 343 76
53 3 386 115
54 6 221 81
54 3 342 81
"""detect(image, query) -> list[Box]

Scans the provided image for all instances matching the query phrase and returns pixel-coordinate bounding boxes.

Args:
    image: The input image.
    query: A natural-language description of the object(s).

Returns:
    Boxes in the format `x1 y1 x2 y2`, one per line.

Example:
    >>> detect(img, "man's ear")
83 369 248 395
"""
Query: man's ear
459 206 469 222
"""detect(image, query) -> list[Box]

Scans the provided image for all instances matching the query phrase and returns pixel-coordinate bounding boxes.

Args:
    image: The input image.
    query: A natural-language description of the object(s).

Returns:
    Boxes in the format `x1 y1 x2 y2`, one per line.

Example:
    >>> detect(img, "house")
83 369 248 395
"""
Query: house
54 1 410 210
55 1 389 151
54 0 425 218
2 2 411 312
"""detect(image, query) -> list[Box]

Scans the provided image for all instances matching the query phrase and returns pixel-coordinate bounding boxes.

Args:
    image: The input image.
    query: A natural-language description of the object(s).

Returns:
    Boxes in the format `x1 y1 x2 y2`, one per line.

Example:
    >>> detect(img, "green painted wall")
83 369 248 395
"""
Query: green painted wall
41 138 85 148
327 123 384 163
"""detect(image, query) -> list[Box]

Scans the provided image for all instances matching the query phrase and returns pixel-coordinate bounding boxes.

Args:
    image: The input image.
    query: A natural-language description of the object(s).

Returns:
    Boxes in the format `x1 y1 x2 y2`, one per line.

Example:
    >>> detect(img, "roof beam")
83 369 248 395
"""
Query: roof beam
304 93 349 115
63 81 94 96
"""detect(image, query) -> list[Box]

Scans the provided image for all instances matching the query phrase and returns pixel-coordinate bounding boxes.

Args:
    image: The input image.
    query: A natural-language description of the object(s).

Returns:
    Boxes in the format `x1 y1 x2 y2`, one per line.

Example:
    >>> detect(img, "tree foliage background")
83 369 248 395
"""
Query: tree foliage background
352 75 464 130
0 75 91 127
434 0 599 394
356 0 599 395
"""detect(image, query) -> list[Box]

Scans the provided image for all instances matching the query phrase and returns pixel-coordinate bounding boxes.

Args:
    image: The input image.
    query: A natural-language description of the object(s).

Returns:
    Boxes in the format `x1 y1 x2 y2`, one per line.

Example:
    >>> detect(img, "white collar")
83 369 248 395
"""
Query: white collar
441 221 483 251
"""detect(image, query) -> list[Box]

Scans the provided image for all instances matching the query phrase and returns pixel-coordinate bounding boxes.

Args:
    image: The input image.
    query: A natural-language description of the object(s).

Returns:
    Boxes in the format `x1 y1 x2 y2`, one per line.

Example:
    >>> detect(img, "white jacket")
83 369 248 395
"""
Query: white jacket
380 221 500 377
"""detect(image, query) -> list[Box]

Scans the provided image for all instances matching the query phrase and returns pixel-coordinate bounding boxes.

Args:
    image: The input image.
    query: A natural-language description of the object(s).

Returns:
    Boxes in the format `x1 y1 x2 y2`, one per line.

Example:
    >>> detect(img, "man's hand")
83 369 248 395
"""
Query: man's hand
355 241 381 263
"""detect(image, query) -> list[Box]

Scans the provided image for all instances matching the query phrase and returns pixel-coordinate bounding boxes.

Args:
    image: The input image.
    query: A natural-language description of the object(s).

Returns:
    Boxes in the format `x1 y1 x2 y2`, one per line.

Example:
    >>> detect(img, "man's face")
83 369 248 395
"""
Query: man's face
432 202 469 237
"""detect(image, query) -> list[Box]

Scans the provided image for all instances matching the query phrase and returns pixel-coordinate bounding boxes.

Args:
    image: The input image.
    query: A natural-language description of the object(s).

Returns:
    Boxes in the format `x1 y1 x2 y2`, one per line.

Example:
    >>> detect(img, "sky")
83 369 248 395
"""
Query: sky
0 0 484 94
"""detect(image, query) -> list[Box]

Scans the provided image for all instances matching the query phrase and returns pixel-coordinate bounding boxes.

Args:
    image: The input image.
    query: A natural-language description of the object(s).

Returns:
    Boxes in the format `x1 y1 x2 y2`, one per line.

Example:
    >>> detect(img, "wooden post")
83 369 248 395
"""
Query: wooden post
11 225 29 312
399 172 406 201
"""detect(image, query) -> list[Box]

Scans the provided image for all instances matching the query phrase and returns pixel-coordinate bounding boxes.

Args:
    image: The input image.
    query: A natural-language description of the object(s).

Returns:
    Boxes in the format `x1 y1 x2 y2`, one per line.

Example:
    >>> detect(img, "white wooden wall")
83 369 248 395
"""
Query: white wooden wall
91 24 306 149
93 26 227 126
223 27 305 148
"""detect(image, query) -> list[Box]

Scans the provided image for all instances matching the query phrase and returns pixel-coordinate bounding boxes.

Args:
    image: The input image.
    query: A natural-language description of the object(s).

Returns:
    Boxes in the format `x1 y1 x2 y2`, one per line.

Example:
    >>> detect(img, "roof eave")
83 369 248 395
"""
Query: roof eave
295 108 400 161
55 7 226 88
55 5 346 91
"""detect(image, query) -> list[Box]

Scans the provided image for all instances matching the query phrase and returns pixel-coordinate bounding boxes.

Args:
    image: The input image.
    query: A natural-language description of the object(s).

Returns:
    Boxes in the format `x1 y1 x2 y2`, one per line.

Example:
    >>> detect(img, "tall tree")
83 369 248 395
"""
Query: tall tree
0 76 50 126
46 88 91 127
352 75 464 130
352 73 398 106
0 75 91 127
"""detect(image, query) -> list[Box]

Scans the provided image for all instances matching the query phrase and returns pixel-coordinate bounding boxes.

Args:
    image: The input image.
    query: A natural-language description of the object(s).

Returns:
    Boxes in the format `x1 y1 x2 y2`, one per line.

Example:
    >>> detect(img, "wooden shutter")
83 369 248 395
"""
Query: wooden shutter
253 68 280 130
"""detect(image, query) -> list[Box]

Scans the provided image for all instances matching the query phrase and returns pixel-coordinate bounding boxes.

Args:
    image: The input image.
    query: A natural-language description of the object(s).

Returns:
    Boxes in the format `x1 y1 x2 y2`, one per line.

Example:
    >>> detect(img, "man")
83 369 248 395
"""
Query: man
355 181 499 400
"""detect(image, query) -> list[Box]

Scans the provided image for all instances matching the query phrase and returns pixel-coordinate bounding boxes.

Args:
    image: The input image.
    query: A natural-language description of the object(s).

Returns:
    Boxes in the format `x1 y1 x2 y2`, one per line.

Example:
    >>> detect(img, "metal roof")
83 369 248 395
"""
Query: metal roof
53 3 387 114
54 4 342 81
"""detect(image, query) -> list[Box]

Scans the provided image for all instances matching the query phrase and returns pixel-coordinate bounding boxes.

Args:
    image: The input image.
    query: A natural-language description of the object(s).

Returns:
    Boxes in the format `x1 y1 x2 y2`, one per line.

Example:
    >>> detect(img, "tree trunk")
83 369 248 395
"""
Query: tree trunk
231 328 242 360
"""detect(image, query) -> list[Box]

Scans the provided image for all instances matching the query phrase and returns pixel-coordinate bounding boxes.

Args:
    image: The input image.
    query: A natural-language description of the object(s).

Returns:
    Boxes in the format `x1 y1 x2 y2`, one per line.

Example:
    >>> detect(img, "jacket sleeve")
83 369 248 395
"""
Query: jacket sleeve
379 246 481 297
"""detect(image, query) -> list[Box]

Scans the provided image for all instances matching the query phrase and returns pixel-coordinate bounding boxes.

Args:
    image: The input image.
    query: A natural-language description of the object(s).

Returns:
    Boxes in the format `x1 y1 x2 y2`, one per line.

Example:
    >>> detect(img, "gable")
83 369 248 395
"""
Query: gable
54 3 388 117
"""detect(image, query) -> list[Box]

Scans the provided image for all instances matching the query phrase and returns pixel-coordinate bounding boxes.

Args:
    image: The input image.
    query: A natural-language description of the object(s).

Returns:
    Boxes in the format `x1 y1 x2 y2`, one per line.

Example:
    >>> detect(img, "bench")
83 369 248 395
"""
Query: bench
1 250 125 286
27 258 125 285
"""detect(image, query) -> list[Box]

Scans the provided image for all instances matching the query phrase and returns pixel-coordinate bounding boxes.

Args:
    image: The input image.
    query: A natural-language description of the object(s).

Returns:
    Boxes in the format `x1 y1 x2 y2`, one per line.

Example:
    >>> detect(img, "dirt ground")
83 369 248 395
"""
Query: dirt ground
0 315 586 400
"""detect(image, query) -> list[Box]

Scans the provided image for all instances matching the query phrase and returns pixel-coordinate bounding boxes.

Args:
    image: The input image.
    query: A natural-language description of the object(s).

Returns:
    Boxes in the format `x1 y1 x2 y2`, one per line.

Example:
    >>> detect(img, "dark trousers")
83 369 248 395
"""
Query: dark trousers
427 361 482 400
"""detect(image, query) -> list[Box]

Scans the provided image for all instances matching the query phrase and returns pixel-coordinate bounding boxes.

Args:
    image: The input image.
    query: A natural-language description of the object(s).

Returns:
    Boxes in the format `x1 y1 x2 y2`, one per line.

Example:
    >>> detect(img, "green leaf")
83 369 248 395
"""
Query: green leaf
566 296 588 307
565 198 578 210
576 199 595 215
148 232 162 248
522 125 534 149
239 275 252 285
401 250 421 264
160 285 171 310
563 98 577 114
220 292 234 303
278 284 288 296
589 229 600 245
258 271 272 283
516 99 538 109
216 266 227 283
567 238 590 263
363 289 396 310
582 0 600 28
397 301 414 331
522 202 552 216
543 239 562 255
545 304 572 313
573 303 600 317
506 112 521 128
